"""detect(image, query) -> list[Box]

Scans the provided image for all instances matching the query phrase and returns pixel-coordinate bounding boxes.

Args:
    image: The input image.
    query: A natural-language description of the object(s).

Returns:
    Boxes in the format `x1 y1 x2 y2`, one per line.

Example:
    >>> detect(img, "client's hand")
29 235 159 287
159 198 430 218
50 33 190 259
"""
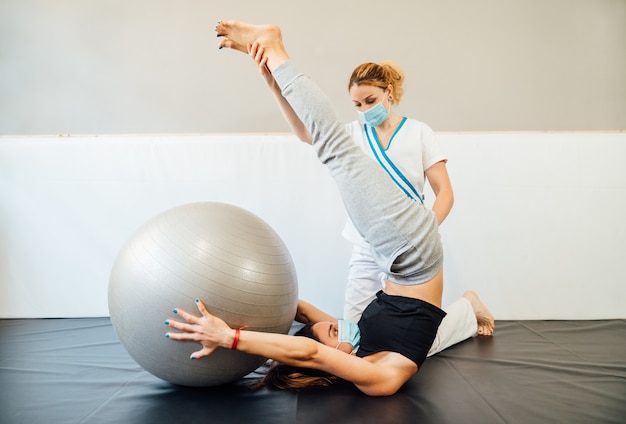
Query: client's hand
165 299 233 359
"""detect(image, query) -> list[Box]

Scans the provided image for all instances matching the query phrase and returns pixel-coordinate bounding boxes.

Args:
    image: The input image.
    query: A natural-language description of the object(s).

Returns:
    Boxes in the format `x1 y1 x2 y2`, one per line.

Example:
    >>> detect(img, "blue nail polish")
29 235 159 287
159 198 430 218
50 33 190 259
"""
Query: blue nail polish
195 298 199 303
172 309 178 314
164 320 170 325
190 355 195 360
165 333 170 338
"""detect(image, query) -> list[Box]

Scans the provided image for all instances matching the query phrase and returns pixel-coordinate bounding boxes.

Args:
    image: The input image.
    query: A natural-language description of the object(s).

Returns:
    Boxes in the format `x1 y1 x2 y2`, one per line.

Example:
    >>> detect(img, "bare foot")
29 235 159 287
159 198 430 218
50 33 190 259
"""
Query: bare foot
463 290 495 336
216 20 289 71
216 20 277 47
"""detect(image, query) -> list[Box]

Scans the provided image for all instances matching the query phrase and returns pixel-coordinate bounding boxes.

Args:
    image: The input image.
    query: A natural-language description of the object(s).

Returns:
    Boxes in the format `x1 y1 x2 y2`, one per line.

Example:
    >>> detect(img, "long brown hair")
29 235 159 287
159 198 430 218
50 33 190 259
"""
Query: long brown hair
256 324 339 391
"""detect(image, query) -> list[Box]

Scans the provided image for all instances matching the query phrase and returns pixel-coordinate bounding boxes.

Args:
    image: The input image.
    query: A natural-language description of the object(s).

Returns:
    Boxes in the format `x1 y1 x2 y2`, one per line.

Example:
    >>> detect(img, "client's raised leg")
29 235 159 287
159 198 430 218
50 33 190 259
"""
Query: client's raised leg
217 21 442 285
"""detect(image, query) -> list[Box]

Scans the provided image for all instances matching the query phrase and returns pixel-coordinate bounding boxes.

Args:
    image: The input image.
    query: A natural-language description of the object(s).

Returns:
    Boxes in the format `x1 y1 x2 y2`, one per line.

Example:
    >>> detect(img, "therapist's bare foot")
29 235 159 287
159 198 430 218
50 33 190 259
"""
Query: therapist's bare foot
463 290 495 336
216 20 289 71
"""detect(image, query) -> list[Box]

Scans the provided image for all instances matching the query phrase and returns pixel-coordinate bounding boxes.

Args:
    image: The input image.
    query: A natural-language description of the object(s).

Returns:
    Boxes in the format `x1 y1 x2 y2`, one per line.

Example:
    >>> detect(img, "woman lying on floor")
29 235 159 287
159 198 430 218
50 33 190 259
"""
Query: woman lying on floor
267 292 492 390
165 20 493 396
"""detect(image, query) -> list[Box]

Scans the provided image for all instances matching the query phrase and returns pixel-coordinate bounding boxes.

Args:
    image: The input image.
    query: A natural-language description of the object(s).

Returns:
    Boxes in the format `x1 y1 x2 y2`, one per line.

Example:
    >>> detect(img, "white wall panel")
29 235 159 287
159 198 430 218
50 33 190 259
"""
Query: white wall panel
1 132 624 319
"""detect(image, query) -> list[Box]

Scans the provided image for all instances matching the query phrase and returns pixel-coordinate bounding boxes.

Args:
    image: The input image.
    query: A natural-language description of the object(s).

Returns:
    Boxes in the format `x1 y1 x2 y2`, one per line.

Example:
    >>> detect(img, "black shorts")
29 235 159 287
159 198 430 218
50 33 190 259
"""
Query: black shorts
356 291 446 367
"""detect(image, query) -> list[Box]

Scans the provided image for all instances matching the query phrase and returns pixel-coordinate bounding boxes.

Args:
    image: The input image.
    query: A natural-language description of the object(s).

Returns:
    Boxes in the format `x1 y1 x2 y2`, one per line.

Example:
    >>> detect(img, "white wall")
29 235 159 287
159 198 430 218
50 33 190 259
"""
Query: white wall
1 132 624 320
1 0 625 134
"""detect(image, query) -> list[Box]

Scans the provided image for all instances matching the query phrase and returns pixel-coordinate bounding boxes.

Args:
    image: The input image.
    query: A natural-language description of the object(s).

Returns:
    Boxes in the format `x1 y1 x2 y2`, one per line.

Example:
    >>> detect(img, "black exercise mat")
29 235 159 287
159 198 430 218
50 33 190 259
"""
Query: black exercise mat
1 318 624 423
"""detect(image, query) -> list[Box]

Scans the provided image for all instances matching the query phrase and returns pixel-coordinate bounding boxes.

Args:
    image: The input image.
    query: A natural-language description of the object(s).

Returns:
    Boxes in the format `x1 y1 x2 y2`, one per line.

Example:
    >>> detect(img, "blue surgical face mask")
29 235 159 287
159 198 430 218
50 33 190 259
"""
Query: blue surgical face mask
357 93 390 127
336 319 360 353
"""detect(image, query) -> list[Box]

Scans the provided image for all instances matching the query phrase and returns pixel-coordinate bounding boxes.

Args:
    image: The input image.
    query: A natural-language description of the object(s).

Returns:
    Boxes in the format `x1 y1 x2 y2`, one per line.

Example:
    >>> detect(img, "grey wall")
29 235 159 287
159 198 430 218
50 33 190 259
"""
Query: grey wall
1 0 625 135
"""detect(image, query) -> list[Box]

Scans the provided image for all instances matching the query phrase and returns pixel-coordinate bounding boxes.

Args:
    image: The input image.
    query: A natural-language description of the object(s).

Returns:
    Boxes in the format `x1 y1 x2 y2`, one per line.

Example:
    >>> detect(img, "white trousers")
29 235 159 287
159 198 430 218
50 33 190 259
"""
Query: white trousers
343 242 478 356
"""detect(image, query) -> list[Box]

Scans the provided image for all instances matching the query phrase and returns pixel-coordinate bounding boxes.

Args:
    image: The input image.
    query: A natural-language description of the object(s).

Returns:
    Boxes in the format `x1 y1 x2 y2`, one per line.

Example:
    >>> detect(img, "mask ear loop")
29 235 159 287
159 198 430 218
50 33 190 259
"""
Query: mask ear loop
335 342 341 350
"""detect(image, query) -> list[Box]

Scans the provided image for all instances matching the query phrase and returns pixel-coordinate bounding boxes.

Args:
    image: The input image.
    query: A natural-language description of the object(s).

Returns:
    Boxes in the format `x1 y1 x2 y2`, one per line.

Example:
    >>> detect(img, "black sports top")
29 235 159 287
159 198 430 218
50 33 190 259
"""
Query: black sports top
356 291 446 367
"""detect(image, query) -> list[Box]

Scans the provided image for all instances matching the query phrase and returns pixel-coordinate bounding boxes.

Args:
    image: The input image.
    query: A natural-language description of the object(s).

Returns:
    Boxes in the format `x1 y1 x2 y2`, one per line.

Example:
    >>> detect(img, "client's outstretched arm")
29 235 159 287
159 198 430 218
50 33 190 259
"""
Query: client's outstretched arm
166 299 317 362
165 299 409 396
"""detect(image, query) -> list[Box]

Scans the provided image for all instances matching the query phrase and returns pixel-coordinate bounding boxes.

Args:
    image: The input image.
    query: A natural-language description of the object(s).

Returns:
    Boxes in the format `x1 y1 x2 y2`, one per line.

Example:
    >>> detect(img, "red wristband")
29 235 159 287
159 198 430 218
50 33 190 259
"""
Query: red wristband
230 325 249 350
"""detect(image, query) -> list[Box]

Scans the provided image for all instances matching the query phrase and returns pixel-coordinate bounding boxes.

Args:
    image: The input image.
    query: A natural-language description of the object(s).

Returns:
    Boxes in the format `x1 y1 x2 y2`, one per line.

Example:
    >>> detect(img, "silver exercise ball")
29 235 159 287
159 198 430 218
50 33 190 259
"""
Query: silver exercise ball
108 202 298 386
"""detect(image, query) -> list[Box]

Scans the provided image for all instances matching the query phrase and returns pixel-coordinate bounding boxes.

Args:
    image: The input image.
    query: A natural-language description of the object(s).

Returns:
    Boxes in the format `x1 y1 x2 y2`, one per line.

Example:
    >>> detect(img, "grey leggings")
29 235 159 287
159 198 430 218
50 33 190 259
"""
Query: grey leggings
273 61 443 285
